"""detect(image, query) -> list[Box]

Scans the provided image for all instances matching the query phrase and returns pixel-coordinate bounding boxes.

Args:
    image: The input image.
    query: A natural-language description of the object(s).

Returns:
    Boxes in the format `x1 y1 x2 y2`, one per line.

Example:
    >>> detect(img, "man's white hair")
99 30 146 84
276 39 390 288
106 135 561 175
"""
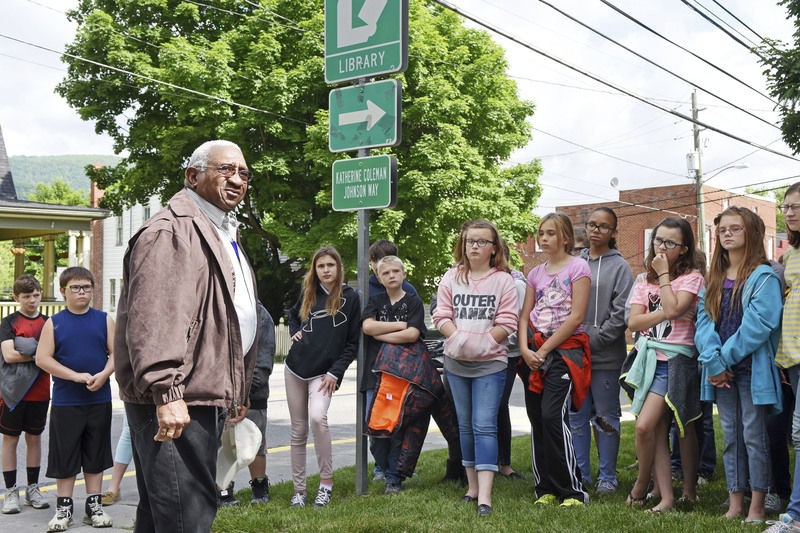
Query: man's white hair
187 140 241 169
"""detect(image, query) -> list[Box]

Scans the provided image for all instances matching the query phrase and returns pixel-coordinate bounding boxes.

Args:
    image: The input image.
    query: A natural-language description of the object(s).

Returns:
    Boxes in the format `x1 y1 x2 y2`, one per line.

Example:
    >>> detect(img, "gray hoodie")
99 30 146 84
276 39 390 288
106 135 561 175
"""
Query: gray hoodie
580 248 634 371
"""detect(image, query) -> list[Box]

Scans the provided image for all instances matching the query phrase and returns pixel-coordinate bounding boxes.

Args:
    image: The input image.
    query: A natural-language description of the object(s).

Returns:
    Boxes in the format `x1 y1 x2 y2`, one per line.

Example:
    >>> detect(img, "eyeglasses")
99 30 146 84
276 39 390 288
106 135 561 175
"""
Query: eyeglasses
653 237 684 250
67 284 93 293
717 225 744 236
198 164 252 182
585 222 615 234
780 203 800 213
465 239 495 248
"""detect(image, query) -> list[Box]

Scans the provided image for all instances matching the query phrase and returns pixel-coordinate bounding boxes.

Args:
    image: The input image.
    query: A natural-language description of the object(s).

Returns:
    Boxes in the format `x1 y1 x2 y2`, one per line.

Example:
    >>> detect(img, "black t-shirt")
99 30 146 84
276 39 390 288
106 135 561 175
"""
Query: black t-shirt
360 291 427 391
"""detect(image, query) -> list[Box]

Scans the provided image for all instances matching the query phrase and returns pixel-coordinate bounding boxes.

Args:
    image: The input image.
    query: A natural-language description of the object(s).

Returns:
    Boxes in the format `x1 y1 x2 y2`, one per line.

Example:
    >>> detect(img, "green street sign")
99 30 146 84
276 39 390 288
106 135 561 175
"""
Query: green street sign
329 79 401 153
332 155 397 211
324 0 408 84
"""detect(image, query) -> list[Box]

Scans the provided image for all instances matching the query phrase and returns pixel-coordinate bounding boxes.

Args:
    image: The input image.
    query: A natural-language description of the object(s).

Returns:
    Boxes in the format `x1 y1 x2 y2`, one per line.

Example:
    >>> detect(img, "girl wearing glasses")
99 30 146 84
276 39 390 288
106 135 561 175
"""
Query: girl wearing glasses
626 216 705 513
770 183 800 531
695 207 782 523
432 219 519 517
569 207 633 495
517 212 591 507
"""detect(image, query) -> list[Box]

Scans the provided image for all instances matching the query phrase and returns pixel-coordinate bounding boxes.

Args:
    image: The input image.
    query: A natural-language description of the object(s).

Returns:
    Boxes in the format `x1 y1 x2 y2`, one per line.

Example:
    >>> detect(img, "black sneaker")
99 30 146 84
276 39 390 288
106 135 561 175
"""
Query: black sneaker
83 494 112 528
250 477 270 504
218 482 240 508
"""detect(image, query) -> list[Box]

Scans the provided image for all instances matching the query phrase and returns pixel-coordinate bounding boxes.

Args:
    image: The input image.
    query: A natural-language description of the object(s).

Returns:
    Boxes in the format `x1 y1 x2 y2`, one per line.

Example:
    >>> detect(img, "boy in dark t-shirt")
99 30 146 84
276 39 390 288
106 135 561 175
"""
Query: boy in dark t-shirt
363 256 430 493
0 275 50 515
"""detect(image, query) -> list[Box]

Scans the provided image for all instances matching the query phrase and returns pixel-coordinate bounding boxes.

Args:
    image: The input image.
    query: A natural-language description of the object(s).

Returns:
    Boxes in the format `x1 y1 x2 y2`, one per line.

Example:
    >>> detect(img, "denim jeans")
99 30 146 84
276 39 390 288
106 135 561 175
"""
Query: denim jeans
785 365 800 520
445 369 505 472
114 413 133 465
569 368 622 485
716 361 771 493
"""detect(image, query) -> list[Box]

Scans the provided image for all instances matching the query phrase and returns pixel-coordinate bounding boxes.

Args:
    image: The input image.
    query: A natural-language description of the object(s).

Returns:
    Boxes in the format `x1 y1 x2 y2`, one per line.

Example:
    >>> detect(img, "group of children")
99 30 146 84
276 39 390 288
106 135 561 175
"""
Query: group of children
1 267 114 531
9 187 800 529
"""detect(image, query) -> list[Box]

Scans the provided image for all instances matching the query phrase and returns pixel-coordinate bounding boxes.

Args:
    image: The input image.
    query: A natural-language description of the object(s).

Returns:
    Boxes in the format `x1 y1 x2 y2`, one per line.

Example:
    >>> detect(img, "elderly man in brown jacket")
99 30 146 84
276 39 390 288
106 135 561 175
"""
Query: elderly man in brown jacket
114 140 258 533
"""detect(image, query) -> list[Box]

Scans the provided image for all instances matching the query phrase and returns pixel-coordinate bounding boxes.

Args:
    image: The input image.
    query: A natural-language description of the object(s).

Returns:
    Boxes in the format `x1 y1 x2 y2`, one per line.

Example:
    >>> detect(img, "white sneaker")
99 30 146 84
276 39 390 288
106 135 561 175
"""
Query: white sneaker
83 495 112 528
763 514 800 533
47 502 73 532
24 483 50 509
313 486 332 508
289 492 306 508
2 485 20 514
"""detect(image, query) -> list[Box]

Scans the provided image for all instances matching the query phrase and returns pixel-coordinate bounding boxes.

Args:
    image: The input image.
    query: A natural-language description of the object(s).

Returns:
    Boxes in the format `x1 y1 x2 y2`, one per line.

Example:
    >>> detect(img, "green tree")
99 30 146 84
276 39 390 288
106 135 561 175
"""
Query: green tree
748 184 788 233
760 0 800 153
29 178 89 206
57 0 540 315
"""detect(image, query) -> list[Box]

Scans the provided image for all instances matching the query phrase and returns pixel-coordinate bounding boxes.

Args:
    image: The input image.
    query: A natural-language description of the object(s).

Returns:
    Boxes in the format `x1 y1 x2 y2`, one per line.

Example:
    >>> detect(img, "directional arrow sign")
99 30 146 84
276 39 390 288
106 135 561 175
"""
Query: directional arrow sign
329 79 401 153
332 155 397 211
324 0 408 84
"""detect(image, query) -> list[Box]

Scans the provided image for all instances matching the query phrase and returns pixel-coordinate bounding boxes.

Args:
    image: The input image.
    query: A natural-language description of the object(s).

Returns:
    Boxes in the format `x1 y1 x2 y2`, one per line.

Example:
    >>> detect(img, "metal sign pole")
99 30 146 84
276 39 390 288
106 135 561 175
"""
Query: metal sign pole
354 74 370 494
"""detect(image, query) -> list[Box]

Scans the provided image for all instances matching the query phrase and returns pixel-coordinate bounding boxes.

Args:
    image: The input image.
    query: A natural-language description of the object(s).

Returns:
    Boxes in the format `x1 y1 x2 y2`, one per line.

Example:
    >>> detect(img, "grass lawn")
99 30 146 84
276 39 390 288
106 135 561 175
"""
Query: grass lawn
213 418 775 532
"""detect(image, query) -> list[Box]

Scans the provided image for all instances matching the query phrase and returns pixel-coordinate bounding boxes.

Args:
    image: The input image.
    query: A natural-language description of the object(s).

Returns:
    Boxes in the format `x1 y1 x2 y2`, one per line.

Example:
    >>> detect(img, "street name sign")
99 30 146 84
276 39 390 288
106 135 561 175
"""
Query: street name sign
329 79 401 152
324 0 408 84
332 155 397 211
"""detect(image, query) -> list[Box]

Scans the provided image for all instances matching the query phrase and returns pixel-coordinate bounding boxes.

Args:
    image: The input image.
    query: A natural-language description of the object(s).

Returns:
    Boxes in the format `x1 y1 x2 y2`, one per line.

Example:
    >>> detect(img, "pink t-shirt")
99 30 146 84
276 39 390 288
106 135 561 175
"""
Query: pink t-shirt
629 270 705 360
527 256 591 337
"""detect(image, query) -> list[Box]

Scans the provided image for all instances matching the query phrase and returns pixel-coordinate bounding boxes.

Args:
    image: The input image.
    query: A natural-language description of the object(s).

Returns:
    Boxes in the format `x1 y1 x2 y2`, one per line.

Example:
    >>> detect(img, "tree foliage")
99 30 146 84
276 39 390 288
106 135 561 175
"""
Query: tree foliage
29 178 90 206
10 155 120 199
57 0 541 315
759 0 800 153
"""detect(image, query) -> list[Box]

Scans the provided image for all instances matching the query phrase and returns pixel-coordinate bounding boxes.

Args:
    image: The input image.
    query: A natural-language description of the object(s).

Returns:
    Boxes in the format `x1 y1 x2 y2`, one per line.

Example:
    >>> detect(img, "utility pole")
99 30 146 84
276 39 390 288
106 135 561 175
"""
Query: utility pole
691 90 705 255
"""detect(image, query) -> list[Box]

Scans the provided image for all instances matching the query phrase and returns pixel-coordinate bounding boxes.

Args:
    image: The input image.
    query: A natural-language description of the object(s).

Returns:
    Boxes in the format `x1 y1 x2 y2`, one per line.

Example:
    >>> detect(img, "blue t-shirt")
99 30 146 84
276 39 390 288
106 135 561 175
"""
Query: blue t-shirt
51 307 111 406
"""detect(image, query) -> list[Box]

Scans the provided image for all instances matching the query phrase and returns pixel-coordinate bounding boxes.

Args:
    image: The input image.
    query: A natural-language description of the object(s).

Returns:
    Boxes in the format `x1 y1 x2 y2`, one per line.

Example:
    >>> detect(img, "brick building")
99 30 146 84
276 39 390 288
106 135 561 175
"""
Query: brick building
548 183 777 277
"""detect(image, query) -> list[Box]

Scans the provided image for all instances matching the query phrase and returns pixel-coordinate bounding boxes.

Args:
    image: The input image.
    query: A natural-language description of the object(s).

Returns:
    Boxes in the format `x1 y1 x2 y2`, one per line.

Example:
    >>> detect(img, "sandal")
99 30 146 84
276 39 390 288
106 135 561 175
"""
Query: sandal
626 491 647 508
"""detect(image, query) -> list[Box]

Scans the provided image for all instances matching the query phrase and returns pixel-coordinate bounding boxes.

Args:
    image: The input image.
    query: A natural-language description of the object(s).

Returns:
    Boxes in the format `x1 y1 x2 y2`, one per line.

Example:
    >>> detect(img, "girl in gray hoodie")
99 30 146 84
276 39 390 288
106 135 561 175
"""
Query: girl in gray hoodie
569 207 633 494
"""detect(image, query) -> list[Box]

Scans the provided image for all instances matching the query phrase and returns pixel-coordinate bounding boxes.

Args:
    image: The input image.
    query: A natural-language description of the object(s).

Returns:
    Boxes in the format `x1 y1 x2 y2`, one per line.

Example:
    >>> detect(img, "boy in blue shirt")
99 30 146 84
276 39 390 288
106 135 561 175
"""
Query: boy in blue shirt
36 267 115 531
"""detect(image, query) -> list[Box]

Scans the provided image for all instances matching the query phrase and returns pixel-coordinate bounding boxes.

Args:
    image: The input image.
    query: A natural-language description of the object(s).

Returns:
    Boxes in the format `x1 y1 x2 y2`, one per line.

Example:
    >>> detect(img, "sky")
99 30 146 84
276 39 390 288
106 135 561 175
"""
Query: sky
0 0 798 213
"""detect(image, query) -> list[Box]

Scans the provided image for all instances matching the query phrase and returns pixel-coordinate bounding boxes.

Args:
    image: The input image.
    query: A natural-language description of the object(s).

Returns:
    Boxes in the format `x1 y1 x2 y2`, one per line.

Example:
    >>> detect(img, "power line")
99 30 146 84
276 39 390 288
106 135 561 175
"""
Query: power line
598 0 778 107
534 128 684 177
710 0 765 41
431 0 800 163
684 0 760 48
679 0 761 52
536 0 779 130
0 33 310 126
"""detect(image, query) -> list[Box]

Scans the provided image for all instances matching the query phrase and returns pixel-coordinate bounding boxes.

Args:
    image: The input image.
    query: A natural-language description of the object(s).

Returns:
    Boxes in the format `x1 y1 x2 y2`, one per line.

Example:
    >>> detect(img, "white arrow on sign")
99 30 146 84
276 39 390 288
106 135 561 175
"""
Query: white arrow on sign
338 100 386 130
337 0 388 48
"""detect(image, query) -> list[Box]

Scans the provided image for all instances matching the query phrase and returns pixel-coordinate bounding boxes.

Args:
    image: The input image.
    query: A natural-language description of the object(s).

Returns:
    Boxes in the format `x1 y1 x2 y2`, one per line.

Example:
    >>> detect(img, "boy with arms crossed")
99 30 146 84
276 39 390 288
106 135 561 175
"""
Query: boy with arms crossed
363 256 437 493
36 267 115 531
0 275 50 514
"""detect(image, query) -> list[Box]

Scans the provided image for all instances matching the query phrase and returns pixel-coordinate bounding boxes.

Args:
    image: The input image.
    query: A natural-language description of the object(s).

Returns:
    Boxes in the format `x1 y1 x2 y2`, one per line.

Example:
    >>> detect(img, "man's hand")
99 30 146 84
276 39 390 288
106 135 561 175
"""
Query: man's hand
155 400 191 442
227 404 248 424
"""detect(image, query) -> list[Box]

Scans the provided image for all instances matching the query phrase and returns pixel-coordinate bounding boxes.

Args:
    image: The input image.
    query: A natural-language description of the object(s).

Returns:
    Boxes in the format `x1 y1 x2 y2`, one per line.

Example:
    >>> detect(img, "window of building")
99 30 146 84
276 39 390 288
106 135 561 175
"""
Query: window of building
115 216 123 246
109 279 116 311
143 204 151 220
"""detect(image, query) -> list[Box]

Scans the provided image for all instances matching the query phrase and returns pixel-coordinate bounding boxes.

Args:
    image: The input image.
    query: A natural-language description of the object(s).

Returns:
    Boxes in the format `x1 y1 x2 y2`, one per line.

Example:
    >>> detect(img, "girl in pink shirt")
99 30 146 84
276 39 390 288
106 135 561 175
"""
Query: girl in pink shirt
433 219 519 518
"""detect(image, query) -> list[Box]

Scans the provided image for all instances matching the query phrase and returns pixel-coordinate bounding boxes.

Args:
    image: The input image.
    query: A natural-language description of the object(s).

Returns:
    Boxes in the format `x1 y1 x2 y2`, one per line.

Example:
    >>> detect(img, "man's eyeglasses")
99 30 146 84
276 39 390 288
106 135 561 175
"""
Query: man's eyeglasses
465 239 495 248
198 164 252 182
67 284 93 293
585 222 615 234
653 237 684 250
780 203 800 213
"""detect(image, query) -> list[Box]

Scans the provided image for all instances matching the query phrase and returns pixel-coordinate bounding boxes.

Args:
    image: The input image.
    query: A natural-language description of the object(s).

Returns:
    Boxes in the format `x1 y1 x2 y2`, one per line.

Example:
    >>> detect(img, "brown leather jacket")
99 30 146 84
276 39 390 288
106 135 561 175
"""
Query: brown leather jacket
114 189 257 409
